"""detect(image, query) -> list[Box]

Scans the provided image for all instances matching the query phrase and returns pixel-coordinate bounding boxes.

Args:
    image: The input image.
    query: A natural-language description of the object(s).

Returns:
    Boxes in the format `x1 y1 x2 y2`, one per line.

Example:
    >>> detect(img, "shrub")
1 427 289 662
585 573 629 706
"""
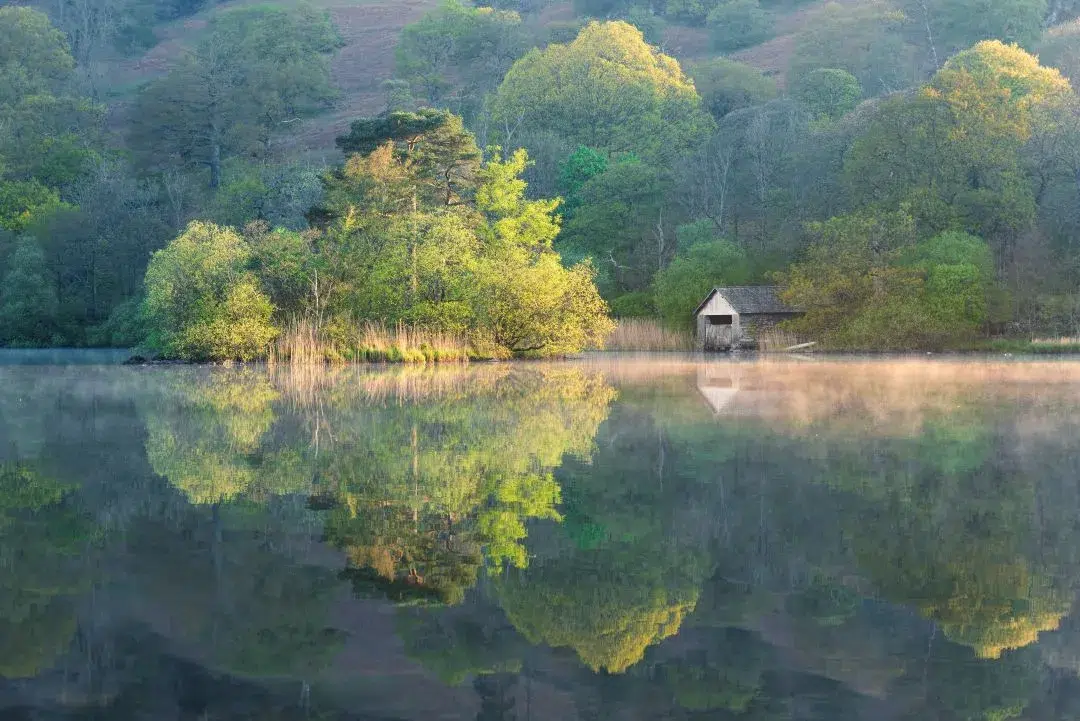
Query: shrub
142 221 278 361
707 0 774 52
793 68 862 121
653 227 750 328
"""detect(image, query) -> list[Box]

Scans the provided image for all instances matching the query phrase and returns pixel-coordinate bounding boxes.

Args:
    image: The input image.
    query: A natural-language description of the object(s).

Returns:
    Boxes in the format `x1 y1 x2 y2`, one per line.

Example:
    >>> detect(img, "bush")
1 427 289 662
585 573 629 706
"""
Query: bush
793 68 862 121
142 221 278 361
609 291 655 318
88 297 146 348
653 233 750 328
690 57 779 120
707 0 774 52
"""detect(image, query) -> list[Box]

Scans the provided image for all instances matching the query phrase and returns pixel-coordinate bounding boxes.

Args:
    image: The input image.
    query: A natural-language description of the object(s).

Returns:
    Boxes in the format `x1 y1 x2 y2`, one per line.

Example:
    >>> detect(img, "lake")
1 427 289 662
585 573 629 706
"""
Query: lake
3 354 1080 719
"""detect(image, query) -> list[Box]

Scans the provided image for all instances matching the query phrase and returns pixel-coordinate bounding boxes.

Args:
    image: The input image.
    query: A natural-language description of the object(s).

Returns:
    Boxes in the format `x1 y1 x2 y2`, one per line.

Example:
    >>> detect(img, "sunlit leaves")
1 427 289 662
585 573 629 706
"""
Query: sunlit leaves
142 222 278 361
489 21 713 162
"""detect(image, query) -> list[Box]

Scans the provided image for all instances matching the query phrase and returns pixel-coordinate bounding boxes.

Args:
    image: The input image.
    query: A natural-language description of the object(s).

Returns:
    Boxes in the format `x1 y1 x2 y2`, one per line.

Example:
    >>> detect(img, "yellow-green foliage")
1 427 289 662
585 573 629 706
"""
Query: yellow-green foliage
489 21 713 161
497 564 699 673
142 370 296 505
139 365 617 605
845 41 1071 247
142 222 278 361
652 225 750 328
781 212 995 349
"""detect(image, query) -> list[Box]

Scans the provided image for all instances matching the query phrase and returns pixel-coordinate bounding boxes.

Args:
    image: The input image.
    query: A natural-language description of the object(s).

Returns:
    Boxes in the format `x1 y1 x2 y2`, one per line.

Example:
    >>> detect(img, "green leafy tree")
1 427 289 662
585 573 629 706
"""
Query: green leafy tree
558 146 609 217
559 158 678 294
141 221 277 361
395 0 527 120
845 41 1072 259
473 150 615 356
0 180 66 233
0 238 59 346
793 68 862 122
131 3 341 188
0 6 101 187
335 109 483 207
324 118 613 357
489 21 713 163
653 225 750 328
707 0 774 52
781 212 996 348
689 57 779 121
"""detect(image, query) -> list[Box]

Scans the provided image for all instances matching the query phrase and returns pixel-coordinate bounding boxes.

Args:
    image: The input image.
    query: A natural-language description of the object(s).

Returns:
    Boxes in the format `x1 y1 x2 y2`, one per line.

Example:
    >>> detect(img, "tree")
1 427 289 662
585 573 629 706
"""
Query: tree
558 146 609 217
207 162 325 231
706 0 774 52
473 150 615 355
141 221 277 361
130 3 341 188
335 109 482 207
789 2 916 96
901 0 1047 68
395 0 527 121
559 158 678 294
0 6 102 187
653 225 750 328
0 238 59 346
326 117 613 358
489 21 713 163
845 42 1073 263
689 57 779 121
780 211 996 348
793 68 862 122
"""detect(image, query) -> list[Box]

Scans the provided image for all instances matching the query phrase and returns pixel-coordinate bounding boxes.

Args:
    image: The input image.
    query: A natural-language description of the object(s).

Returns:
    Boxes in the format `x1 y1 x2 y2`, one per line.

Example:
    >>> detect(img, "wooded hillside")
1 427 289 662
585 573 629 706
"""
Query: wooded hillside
5 0 1080 355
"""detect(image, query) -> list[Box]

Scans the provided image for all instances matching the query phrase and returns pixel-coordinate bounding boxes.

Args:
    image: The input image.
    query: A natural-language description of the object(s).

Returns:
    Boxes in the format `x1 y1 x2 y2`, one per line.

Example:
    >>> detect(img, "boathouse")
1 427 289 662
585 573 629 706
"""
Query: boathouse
694 286 802 351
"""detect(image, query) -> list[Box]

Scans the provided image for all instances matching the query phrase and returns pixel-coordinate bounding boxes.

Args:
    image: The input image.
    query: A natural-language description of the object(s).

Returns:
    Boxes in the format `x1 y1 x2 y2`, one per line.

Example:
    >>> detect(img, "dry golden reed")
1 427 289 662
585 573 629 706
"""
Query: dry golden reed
269 317 471 366
756 328 803 353
604 319 695 352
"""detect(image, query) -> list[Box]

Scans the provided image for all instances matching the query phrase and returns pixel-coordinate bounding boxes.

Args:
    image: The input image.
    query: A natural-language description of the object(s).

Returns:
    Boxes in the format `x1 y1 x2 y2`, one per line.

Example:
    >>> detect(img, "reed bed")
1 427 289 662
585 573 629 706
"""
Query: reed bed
1029 337 1080 353
756 328 804 353
269 318 471 366
604 318 695 352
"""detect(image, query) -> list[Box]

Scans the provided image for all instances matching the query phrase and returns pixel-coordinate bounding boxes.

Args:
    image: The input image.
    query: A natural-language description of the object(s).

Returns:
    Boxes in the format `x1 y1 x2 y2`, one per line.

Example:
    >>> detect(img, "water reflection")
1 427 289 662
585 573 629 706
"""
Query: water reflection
2 358 1080 719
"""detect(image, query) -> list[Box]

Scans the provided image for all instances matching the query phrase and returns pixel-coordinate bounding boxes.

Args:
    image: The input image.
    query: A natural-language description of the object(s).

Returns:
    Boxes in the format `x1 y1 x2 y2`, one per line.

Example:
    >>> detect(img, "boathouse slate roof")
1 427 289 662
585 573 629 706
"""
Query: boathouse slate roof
693 286 801 316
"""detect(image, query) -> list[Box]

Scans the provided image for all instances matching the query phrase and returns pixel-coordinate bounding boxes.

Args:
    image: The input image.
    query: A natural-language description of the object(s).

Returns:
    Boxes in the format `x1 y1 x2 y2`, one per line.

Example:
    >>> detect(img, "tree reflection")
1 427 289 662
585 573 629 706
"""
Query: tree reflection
308 366 616 605
117 358 1080 717
0 463 98 679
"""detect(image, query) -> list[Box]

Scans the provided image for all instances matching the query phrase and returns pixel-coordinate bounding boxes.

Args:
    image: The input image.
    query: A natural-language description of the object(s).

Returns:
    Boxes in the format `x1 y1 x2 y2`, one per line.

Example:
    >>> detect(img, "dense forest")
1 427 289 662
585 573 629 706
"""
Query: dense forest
6 0 1080 355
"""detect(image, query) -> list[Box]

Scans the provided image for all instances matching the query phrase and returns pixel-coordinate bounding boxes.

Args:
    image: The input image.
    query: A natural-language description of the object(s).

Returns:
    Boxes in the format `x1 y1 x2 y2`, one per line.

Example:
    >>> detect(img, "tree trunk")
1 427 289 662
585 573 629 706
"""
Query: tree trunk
209 139 222 189
411 190 419 301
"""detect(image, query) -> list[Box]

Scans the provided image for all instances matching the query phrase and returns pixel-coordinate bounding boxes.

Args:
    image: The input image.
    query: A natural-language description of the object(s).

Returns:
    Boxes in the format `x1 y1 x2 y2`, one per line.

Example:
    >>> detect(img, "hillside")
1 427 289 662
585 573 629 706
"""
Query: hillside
106 0 851 154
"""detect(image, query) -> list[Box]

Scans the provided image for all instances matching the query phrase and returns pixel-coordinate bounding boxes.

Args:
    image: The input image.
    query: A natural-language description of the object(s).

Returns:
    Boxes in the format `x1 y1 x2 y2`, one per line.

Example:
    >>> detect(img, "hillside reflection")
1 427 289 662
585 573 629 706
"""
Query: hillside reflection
2 359 1080 719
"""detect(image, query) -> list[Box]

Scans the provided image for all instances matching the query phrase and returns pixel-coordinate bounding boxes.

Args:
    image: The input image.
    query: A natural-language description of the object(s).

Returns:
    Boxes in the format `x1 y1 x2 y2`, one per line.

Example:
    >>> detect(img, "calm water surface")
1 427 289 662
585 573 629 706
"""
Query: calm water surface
3 354 1080 720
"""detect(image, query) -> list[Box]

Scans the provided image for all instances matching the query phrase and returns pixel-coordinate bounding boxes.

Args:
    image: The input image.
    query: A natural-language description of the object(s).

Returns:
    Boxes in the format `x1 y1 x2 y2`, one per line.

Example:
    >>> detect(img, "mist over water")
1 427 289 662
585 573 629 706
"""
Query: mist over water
3 355 1080 719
